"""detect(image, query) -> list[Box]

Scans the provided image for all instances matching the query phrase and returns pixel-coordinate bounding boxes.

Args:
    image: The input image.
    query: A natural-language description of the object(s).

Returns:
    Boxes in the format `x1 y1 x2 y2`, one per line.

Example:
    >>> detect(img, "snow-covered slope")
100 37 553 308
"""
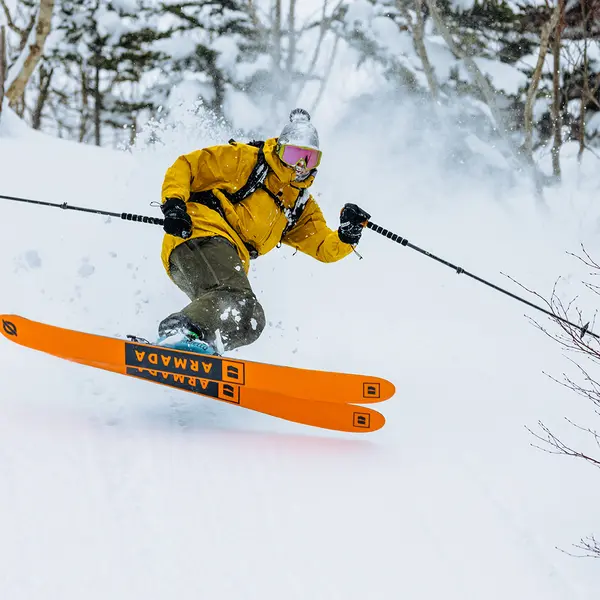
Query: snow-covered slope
1 104 599 599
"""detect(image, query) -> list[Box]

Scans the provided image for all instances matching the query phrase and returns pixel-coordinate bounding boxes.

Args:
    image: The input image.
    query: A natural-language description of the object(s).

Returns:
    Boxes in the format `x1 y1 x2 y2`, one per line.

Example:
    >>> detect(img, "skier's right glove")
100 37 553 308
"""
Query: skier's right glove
161 198 192 239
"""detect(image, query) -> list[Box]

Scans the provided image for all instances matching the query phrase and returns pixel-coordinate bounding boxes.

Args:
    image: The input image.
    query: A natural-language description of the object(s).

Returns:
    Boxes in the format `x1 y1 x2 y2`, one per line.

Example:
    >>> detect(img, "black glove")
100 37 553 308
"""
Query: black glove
338 203 371 245
161 198 192 239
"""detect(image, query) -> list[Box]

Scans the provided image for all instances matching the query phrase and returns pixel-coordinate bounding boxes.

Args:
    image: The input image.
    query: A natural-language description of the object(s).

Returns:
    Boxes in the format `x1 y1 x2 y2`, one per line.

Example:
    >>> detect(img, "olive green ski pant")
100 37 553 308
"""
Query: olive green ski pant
165 236 265 351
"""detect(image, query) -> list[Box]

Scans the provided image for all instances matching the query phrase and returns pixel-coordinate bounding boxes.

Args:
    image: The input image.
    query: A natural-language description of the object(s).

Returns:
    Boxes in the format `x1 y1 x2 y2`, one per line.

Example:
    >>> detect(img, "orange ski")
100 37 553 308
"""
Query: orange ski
0 315 395 404
0 315 385 433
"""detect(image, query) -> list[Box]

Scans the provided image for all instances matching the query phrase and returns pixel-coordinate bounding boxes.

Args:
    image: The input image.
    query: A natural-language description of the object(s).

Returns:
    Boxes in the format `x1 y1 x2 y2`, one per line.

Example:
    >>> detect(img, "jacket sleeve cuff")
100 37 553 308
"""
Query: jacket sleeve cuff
162 197 187 214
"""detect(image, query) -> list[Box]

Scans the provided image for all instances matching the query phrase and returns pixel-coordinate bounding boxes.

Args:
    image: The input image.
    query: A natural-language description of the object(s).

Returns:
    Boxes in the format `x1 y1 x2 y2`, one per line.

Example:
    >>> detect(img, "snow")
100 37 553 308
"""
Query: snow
471 57 529 95
451 0 477 10
423 38 458 81
464 133 511 169
505 0 548 8
2 32 600 600
152 36 199 62
534 97 552 121
96 6 134 42
344 0 375 29
168 80 217 110
586 111 600 134
110 0 139 12
213 36 241 73
567 98 582 118
370 17 409 54
235 53 272 81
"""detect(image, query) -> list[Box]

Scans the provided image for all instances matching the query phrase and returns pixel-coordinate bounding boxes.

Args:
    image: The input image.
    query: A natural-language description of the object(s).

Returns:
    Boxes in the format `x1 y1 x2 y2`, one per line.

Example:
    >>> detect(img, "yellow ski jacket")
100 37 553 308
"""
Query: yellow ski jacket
160 137 353 275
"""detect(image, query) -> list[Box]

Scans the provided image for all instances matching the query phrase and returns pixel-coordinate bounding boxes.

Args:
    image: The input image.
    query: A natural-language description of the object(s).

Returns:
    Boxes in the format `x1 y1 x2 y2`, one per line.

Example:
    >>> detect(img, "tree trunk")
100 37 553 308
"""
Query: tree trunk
551 0 564 178
286 0 296 103
287 0 296 73
6 0 55 109
272 0 282 71
31 63 53 130
94 59 101 146
210 59 226 117
523 3 561 164
270 0 282 113
0 26 6 122
129 114 137 146
578 0 589 162
79 64 89 143
411 0 439 100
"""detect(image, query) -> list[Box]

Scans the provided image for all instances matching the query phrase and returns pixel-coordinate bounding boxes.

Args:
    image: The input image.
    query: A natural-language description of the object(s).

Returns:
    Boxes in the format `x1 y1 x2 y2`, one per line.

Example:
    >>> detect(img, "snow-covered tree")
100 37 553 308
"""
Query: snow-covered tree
144 0 342 131
39 0 166 145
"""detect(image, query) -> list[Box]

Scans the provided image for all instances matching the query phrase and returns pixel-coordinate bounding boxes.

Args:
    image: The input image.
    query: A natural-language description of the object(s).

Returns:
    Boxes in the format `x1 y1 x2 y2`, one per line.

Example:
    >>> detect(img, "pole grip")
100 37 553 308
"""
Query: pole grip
366 221 408 246
120 213 164 226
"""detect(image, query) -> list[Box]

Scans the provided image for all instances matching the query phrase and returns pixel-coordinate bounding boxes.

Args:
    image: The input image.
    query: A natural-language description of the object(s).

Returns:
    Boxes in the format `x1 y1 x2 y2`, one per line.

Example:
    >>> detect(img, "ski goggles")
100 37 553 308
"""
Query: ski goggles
277 144 322 170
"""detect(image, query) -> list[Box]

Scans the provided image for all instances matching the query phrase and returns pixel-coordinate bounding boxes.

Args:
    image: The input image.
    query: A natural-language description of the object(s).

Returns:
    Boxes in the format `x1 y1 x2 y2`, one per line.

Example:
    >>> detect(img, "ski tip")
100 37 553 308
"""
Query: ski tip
380 379 396 401
359 378 396 403
350 408 385 433
0 314 23 341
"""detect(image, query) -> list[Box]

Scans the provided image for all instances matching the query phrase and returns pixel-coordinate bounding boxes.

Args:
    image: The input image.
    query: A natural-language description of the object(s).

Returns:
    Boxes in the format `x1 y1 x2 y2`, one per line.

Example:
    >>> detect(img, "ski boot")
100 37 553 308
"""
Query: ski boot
156 314 218 356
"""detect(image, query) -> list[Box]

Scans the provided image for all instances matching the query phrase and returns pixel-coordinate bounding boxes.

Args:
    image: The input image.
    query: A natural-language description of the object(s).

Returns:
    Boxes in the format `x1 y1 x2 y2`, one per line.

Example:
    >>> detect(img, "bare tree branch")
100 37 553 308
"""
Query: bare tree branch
523 248 600 567
527 420 600 466
309 32 340 113
0 0 24 36
246 0 261 28
412 0 439 100
295 0 343 108
571 535 600 558
304 0 336 78
18 10 38 54
395 0 439 100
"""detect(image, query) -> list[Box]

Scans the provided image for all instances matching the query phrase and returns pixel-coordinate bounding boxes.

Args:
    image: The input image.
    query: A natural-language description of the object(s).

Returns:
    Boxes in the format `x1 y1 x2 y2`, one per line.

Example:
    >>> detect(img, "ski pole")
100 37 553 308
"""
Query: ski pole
366 220 599 340
5 191 594 338
0 192 164 227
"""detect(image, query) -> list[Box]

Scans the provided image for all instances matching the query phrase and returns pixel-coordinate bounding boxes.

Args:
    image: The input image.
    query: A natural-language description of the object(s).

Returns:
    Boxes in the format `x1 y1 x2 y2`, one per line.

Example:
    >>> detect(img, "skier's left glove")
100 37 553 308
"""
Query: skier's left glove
338 203 371 245
161 197 192 239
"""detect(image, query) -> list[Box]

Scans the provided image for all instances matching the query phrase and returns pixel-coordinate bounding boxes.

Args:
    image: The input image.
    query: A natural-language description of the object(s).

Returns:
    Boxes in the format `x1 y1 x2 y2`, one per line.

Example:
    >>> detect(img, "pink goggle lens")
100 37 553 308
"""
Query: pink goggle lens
279 145 322 169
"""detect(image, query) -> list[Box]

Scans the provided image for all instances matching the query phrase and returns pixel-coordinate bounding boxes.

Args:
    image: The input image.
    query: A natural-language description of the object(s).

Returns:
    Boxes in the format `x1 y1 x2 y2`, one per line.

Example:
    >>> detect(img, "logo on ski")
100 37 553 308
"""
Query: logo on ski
362 382 380 399
225 363 244 383
353 412 371 429
124 343 245 385
126 366 241 404
2 320 17 337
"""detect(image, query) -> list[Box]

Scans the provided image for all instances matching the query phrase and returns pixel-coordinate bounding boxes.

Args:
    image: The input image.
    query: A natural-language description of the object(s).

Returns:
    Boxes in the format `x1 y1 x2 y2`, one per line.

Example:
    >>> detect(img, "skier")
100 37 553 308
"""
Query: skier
157 108 370 355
